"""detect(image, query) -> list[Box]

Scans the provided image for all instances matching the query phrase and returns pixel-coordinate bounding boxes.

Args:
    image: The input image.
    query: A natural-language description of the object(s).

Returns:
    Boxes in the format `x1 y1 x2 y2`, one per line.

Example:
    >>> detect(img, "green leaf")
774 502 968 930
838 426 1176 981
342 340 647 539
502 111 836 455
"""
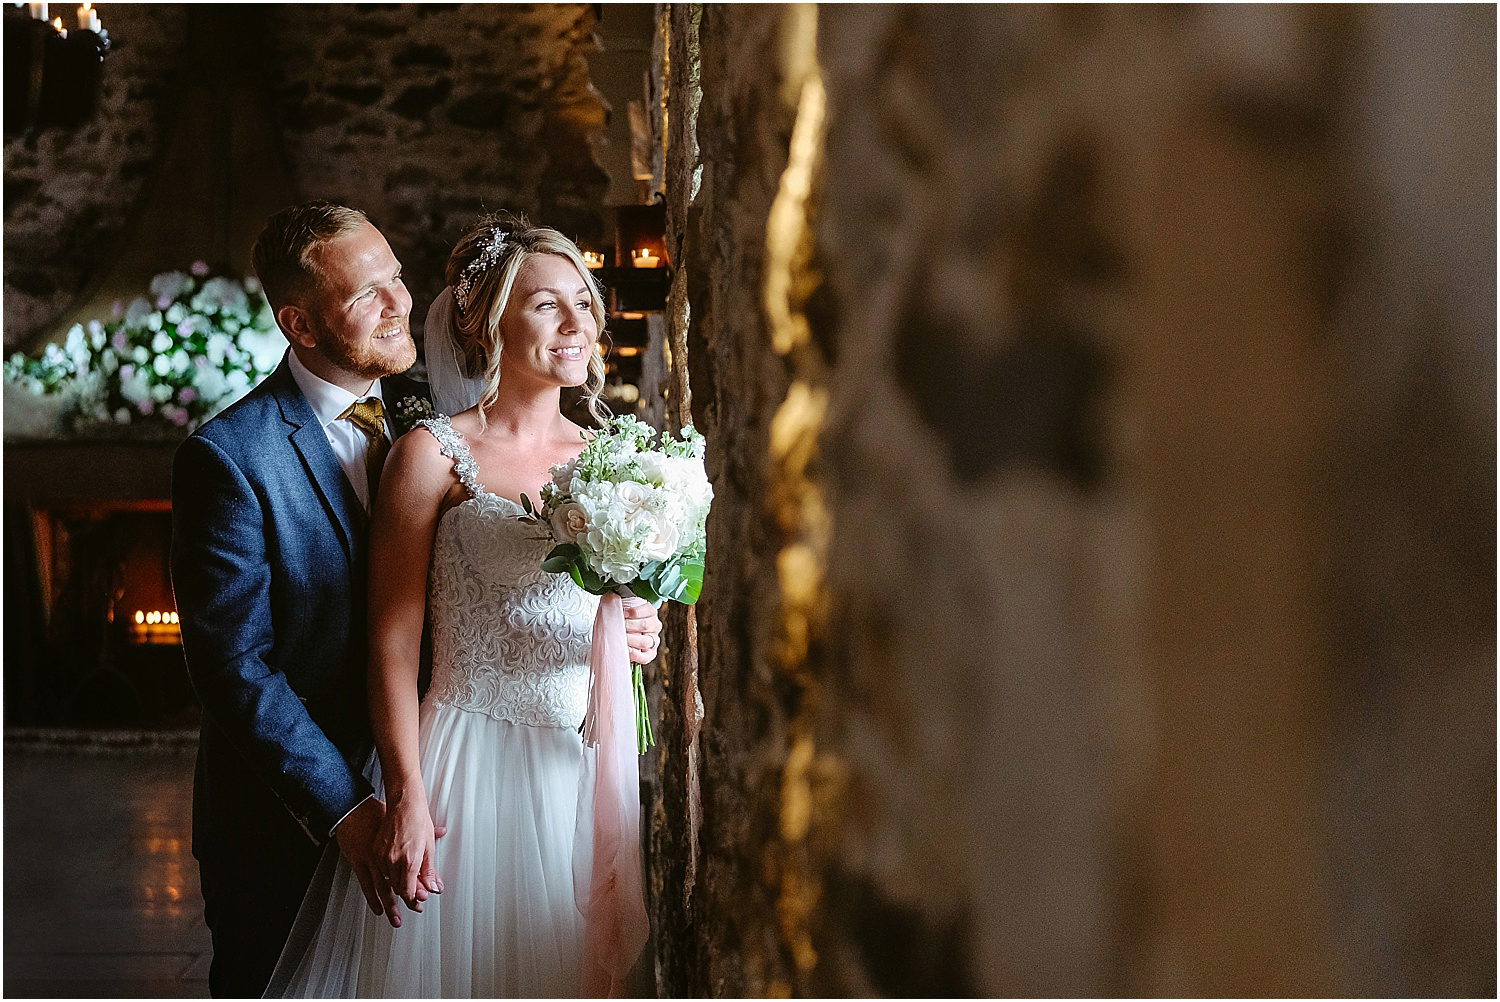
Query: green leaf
542 543 581 574
673 559 704 605
627 576 663 606
520 493 536 516
569 560 607 594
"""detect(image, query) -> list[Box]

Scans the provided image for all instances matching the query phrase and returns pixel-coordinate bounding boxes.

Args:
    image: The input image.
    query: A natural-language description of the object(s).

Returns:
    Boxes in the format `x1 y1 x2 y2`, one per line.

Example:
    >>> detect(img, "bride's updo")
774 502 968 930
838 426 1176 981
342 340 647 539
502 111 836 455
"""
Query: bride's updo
446 211 609 424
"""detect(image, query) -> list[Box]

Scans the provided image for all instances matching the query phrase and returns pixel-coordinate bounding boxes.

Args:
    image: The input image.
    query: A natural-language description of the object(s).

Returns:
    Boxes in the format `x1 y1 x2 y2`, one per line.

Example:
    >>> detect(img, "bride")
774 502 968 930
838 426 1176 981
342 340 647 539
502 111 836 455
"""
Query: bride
266 213 658 997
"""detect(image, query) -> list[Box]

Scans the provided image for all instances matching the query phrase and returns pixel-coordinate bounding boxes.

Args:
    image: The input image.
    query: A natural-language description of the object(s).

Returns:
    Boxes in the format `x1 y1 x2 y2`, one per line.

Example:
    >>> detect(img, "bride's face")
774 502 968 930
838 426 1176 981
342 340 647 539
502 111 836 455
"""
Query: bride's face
498 254 599 388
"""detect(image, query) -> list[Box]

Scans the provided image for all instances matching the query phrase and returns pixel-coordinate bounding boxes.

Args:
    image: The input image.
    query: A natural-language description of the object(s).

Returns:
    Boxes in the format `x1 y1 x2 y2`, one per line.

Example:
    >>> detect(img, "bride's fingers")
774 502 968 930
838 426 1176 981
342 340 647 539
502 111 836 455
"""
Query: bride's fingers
419 850 444 895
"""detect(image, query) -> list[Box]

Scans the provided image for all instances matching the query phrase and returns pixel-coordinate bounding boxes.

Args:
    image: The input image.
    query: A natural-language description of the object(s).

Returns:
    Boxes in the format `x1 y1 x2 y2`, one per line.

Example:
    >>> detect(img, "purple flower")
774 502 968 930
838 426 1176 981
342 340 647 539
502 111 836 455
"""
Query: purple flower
137 399 154 416
156 295 173 310
119 363 135 381
177 387 197 404
112 331 128 352
168 406 189 426
190 260 210 277
111 300 124 317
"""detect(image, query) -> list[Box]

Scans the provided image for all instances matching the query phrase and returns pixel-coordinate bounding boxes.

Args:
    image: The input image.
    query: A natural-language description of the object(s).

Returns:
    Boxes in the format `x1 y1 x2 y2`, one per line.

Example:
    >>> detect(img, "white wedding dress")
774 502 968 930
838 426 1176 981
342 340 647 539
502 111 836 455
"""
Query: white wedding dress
266 415 600 998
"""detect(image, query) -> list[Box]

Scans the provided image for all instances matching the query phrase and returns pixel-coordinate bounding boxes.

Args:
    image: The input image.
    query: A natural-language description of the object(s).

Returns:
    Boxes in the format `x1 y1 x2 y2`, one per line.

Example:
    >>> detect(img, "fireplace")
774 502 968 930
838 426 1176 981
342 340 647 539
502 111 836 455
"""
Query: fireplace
5 439 198 728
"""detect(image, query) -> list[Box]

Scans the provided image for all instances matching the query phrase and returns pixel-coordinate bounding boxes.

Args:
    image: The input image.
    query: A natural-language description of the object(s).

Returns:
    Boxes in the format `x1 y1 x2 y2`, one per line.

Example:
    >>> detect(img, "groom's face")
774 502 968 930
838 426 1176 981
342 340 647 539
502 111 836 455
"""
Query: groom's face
300 222 416 381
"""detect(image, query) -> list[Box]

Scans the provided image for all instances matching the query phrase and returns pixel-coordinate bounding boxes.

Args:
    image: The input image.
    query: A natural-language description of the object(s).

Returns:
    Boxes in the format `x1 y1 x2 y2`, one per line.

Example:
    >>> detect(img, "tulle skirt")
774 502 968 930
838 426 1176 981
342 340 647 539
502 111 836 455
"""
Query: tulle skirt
265 700 590 998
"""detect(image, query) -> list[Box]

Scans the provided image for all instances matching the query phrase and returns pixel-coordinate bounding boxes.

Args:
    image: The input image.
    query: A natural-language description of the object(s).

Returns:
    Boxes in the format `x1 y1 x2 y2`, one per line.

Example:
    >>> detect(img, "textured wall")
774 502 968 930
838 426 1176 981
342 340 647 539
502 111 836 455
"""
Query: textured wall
649 5 801 995
647 3 1493 997
261 2 609 318
2 3 609 351
3 4 190 350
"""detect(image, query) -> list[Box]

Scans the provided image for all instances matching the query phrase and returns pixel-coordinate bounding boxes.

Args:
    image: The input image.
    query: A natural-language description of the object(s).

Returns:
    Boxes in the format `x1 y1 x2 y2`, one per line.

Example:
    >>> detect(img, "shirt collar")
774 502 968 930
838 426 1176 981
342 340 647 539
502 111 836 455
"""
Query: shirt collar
286 348 384 429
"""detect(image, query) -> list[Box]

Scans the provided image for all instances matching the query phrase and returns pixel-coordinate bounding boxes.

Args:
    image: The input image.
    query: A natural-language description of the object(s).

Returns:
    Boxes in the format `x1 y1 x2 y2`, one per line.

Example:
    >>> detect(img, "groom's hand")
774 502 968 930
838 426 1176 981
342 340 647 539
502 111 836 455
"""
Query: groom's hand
333 797 401 928
376 795 446 916
622 596 663 664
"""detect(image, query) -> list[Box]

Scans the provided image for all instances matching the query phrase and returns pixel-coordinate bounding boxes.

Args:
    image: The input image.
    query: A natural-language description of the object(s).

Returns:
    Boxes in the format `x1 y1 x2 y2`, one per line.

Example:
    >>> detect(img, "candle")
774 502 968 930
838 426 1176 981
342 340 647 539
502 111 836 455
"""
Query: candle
76 3 99 31
631 248 661 269
52 15 66 38
582 251 604 270
26 4 48 21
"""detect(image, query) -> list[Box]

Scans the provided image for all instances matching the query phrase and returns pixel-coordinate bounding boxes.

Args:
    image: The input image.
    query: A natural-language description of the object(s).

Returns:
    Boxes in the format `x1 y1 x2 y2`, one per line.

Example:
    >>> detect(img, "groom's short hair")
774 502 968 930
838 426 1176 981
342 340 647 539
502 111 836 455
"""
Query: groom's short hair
251 200 370 310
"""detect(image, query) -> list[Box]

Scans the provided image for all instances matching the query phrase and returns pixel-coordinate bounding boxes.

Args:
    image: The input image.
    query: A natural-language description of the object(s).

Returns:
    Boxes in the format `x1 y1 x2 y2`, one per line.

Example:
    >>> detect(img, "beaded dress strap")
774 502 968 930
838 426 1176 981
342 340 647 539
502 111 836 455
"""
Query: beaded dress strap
418 415 484 499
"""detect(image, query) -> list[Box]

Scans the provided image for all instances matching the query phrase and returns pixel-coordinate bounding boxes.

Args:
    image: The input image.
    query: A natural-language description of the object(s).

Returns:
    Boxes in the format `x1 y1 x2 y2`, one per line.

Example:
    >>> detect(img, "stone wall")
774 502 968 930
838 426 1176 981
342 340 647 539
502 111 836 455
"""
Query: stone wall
260 2 608 320
3 3 609 352
647 3 1493 997
3 4 190 350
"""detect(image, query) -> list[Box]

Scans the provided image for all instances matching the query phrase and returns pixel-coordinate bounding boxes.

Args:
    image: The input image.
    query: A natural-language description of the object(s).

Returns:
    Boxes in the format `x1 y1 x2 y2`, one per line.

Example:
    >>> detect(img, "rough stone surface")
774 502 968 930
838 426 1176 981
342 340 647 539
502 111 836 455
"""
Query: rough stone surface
645 3 1492 997
258 3 608 328
3 5 190 350
644 4 812 996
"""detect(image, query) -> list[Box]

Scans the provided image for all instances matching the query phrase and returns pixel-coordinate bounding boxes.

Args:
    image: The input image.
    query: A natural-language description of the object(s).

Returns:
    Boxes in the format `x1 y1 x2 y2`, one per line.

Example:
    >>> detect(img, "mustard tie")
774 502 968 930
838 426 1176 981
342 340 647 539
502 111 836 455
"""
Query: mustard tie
338 397 390 507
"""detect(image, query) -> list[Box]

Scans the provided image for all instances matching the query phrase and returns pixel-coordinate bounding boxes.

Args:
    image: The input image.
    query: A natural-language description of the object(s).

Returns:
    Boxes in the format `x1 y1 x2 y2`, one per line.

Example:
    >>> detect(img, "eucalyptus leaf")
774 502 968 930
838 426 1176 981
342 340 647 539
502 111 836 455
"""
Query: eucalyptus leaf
654 566 683 599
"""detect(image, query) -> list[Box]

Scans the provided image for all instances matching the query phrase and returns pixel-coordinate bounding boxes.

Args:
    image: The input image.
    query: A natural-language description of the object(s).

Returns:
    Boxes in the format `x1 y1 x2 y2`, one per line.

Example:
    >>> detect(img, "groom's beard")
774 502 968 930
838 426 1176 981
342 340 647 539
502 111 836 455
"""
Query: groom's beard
314 316 417 380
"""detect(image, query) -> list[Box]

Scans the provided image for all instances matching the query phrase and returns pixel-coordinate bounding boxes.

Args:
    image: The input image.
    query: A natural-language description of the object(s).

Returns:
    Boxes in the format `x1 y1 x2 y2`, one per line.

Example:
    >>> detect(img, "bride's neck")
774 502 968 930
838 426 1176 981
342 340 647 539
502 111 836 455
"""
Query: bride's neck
479 381 565 439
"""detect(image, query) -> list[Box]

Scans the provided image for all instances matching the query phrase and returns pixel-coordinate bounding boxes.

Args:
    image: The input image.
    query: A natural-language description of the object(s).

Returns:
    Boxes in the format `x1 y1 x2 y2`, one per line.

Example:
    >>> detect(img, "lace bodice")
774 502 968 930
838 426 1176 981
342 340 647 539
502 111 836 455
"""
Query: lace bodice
418 416 597 729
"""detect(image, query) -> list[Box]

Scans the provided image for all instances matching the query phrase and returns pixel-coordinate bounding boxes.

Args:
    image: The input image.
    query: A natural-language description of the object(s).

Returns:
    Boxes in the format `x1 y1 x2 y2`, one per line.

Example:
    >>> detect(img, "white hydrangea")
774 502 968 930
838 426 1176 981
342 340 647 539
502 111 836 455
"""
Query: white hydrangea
149 271 194 302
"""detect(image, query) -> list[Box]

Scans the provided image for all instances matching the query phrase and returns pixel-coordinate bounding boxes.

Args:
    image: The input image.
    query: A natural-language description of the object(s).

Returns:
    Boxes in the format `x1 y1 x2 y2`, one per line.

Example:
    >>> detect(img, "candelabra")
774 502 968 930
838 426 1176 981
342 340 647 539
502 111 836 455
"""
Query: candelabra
4 3 110 133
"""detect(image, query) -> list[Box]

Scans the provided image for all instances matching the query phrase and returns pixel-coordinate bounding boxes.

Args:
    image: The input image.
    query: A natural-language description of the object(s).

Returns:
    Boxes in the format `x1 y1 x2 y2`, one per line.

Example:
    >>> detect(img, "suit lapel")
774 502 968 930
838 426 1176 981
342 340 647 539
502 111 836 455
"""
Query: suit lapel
266 360 363 563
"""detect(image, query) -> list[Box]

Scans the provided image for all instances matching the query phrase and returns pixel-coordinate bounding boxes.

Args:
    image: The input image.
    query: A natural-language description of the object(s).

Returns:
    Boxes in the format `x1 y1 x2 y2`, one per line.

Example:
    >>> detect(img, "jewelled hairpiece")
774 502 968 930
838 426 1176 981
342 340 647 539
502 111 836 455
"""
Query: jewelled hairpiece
452 226 509 315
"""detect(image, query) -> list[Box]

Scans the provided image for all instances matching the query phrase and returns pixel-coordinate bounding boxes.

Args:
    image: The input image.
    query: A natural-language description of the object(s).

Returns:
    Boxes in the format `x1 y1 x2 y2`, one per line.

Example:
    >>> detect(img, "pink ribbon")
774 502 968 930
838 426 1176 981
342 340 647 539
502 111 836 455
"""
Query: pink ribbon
575 591 649 997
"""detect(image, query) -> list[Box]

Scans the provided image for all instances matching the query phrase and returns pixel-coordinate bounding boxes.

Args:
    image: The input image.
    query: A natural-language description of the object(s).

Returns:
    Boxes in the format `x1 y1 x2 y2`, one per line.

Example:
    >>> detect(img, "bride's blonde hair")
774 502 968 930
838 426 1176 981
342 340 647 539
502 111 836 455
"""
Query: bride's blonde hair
446 211 610 426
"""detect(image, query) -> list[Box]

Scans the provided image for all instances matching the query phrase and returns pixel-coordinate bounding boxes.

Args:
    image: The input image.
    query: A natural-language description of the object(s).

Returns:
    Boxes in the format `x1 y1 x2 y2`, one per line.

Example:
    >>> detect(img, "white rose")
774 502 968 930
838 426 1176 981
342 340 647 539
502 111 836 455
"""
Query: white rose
638 513 681 562
549 501 590 544
635 451 669 486
614 480 650 508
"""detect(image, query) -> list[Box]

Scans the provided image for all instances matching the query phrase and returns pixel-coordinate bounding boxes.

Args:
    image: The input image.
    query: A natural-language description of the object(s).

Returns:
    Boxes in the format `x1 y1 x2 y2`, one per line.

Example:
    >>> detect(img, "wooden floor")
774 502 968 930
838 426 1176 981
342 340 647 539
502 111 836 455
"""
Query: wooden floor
3 737 210 999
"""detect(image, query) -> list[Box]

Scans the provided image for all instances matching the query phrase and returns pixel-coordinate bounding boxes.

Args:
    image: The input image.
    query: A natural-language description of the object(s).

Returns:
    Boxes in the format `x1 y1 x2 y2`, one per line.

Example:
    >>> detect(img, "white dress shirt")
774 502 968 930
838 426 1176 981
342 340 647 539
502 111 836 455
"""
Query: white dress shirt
286 348 392 512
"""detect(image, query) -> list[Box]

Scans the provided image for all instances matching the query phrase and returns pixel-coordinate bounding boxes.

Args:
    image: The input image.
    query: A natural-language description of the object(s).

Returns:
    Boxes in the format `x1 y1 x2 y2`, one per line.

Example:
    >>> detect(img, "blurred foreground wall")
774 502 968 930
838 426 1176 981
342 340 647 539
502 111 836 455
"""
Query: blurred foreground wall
644 5 1495 996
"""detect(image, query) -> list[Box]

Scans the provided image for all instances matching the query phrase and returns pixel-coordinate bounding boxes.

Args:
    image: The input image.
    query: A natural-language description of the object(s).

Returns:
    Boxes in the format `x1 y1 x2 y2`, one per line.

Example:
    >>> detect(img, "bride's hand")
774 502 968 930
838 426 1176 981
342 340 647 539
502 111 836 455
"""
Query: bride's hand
376 792 445 916
622 596 663 664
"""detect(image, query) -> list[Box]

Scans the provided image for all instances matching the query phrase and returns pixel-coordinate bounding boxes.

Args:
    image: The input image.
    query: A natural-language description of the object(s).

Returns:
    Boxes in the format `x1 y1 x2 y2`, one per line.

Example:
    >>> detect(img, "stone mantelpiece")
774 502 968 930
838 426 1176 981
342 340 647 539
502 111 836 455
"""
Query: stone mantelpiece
4 439 178 505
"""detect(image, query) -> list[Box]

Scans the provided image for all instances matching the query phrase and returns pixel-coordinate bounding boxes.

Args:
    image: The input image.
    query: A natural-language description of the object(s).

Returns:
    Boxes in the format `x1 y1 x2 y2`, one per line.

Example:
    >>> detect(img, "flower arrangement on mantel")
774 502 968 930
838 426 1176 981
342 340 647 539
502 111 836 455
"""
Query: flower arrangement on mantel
3 263 287 440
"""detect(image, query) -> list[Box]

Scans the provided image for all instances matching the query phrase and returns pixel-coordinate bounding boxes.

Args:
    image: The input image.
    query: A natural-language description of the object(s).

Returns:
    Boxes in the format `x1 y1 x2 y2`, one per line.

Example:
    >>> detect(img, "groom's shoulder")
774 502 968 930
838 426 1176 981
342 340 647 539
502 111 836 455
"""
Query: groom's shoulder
183 373 286 459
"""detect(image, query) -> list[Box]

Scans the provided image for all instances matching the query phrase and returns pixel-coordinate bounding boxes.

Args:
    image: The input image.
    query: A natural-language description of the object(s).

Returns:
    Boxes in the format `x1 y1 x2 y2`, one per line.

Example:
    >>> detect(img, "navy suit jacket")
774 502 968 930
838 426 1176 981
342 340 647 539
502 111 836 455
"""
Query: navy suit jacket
171 354 427 865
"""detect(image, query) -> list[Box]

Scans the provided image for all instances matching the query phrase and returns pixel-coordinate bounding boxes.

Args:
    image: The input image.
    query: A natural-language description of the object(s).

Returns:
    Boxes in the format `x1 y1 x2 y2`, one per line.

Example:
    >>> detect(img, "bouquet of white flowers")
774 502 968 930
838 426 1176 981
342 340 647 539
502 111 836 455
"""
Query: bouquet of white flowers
522 414 712 751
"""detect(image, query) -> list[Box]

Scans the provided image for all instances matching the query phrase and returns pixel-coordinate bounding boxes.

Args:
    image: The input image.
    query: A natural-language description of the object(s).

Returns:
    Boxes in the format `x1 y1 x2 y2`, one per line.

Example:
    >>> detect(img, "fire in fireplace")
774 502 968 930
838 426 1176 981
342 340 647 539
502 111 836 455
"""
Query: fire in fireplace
4 439 198 728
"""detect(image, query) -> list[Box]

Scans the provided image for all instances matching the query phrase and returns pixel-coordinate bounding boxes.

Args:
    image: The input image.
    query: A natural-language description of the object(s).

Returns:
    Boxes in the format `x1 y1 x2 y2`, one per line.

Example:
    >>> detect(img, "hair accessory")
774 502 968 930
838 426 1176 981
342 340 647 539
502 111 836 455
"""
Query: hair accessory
453 226 509 315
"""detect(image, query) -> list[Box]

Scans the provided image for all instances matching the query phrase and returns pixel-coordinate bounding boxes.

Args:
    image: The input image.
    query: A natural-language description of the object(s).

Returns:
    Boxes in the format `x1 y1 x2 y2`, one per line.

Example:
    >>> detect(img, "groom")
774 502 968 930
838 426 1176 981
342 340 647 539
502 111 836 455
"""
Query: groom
171 201 434 997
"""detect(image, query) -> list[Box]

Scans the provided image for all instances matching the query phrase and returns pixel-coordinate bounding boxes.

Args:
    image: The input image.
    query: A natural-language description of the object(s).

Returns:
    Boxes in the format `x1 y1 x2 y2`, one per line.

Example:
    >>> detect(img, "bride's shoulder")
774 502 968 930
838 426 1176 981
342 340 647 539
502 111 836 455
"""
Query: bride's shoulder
388 418 459 479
